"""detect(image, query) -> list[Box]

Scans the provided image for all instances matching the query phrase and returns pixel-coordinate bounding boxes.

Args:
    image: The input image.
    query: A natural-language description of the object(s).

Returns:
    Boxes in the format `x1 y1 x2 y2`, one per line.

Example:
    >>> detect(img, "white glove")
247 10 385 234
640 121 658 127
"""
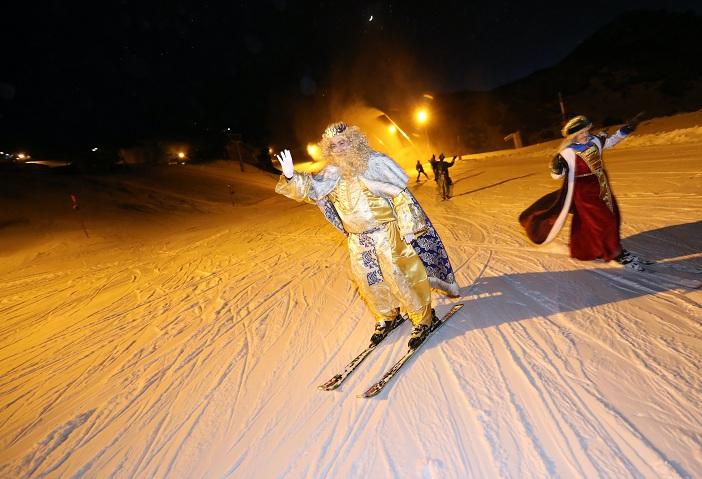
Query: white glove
276 149 294 179
404 234 415 244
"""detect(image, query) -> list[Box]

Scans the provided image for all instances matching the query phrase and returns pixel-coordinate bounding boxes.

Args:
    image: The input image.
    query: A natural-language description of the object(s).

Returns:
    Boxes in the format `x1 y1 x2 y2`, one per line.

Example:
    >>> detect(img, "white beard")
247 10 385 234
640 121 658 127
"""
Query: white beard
328 149 369 178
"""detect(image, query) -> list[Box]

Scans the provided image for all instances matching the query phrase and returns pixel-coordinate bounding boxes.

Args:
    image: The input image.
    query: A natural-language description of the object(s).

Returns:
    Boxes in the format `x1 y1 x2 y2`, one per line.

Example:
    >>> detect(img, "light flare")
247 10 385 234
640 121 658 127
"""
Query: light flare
307 144 320 159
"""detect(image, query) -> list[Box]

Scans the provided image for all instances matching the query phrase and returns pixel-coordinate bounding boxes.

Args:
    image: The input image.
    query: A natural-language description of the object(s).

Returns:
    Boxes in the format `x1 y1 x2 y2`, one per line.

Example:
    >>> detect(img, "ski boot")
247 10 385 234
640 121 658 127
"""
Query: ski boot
614 251 645 272
407 309 441 349
370 314 401 346
428 308 440 332
408 323 430 349
621 249 654 265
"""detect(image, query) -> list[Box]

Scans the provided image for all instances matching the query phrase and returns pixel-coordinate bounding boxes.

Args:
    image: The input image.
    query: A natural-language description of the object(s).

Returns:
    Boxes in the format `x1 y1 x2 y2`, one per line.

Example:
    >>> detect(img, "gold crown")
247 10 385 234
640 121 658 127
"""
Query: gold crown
323 122 348 139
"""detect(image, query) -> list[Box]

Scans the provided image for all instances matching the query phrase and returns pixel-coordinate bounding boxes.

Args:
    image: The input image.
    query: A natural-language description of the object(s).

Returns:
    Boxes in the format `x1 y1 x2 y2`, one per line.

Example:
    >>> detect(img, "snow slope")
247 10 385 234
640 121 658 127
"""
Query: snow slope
1 113 701 478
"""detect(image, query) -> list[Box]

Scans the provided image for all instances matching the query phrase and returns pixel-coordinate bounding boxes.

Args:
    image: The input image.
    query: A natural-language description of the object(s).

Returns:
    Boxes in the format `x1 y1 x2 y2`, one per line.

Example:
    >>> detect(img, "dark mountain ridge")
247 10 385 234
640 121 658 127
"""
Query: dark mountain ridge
435 10 702 152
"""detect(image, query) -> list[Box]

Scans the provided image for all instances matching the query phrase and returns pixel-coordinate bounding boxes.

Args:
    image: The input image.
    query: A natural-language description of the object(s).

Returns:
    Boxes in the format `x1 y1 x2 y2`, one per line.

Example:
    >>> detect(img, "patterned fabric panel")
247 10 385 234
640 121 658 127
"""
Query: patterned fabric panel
406 195 457 287
316 197 346 234
315 188 457 291
358 232 384 286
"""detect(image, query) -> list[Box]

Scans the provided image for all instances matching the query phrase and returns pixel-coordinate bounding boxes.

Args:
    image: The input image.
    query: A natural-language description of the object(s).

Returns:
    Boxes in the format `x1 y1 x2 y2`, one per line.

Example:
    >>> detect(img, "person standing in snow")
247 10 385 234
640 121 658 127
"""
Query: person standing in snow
435 153 457 200
429 154 439 182
275 122 459 349
519 113 649 270
415 159 429 182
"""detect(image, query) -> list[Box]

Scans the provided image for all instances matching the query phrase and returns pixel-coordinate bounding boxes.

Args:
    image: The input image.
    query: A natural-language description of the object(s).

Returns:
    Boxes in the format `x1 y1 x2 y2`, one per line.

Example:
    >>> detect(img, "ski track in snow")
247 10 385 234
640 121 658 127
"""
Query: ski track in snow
1 129 701 478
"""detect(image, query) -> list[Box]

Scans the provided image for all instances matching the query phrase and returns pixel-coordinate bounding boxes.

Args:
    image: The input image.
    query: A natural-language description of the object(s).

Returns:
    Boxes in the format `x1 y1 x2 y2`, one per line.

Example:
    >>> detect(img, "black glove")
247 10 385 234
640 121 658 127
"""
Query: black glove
550 153 567 176
621 111 645 135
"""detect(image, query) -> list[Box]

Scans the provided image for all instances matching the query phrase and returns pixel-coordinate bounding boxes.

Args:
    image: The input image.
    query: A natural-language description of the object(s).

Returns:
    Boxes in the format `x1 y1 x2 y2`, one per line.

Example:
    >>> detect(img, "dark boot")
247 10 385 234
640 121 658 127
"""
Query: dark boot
428 308 440 331
408 323 430 349
370 314 401 345
621 249 654 265
614 251 645 272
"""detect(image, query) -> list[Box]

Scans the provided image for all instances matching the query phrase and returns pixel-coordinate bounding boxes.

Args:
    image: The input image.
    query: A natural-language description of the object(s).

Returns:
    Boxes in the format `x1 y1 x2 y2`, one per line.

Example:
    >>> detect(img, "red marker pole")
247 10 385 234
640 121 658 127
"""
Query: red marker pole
70 193 90 238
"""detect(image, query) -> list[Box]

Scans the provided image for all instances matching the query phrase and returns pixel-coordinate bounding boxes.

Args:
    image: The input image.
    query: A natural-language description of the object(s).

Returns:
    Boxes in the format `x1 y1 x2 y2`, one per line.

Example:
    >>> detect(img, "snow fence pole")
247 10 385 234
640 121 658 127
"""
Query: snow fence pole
227 184 236 207
70 193 90 238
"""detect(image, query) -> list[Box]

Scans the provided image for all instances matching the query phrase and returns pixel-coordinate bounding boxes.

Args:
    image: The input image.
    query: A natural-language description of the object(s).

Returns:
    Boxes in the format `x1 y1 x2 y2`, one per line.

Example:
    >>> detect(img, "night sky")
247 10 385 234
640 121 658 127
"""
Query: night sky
1 0 700 155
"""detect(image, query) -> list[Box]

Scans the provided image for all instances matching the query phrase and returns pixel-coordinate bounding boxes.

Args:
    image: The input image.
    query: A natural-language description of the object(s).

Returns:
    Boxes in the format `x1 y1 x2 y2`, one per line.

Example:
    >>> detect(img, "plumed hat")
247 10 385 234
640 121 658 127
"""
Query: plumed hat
561 115 592 137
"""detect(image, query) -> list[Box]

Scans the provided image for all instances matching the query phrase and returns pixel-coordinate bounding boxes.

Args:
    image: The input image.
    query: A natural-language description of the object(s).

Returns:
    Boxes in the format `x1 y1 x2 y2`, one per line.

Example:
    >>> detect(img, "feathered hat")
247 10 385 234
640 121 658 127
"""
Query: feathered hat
561 115 592 137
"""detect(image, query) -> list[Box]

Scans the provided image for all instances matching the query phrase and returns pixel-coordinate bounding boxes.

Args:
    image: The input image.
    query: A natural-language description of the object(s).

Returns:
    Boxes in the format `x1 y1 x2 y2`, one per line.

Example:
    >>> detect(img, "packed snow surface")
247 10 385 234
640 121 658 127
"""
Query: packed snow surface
1 112 701 478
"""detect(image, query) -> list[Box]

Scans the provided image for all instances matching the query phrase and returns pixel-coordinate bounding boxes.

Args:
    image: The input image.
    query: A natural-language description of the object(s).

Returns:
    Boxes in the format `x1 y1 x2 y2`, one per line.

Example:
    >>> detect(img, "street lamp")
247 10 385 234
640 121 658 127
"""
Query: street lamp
415 108 431 155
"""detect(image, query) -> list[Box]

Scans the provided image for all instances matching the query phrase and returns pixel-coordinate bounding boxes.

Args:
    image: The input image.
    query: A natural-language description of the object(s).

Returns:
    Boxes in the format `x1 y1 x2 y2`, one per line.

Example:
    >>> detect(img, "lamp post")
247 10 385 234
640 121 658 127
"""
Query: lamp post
415 107 431 156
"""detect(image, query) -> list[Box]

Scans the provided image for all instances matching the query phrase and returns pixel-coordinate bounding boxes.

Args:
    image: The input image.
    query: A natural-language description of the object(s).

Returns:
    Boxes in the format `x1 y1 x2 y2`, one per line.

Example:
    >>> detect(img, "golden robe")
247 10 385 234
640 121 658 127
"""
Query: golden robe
276 172 432 326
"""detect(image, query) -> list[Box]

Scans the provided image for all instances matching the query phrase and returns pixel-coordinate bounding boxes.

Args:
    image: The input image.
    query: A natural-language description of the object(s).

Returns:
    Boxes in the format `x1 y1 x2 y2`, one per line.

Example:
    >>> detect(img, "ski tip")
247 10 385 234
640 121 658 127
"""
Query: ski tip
358 384 383 398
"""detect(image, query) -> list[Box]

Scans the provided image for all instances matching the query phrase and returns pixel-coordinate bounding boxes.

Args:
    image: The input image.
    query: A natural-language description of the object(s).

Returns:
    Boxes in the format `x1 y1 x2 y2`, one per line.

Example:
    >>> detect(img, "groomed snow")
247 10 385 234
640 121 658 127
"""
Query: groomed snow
1 112 701 478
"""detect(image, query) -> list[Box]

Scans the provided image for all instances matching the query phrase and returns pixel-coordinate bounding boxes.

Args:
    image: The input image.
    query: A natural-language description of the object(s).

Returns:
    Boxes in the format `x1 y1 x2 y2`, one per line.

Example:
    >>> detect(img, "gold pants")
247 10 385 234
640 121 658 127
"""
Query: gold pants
347 221 432 326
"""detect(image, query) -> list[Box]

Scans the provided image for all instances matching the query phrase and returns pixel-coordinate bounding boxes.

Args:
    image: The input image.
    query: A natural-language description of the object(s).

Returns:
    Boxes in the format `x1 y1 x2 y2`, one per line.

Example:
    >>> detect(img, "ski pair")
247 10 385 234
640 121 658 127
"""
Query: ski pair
359 303 464 398
317 314 407 391
318 304 464 395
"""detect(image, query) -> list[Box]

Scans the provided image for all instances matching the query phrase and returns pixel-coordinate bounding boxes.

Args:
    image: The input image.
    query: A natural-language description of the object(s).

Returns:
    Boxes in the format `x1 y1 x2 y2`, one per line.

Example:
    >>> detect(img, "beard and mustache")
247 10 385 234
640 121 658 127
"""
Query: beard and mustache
327 147 370 177
320 126 374 178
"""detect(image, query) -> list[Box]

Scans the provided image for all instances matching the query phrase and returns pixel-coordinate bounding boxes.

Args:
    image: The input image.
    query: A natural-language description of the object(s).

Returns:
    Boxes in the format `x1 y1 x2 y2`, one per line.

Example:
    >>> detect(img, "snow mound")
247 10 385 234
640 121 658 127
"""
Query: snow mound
617 126 702 148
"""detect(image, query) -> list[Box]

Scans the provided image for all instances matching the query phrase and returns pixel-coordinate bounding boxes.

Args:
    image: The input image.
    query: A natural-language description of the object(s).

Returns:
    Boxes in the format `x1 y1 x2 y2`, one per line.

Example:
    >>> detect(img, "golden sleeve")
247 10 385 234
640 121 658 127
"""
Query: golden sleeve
392 189 427 238
274 173 317 204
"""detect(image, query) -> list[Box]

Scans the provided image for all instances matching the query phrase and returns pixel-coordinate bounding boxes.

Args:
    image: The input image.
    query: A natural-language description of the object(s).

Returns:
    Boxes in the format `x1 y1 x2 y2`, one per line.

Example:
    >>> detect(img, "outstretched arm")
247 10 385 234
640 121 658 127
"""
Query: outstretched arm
274 149 316 203
604 111 645 149
602 130 628 149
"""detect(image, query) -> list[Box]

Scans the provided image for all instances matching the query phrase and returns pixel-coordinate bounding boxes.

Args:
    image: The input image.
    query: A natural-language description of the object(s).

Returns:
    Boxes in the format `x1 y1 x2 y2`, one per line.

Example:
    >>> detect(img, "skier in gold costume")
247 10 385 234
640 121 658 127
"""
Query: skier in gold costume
275 122 459 349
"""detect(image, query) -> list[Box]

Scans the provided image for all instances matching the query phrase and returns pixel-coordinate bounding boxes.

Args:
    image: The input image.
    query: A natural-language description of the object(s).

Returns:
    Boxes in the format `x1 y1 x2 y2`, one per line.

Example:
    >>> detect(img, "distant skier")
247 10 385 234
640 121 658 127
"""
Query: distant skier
435 153 456 200
519 113 650 270
275 122 459 349
429 154 438 182
415 159 429 182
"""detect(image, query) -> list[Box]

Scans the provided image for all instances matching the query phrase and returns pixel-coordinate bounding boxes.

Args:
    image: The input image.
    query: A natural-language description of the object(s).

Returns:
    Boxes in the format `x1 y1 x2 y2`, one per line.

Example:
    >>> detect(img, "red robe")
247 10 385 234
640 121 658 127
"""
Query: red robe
520 129 630 260
569 156 621 261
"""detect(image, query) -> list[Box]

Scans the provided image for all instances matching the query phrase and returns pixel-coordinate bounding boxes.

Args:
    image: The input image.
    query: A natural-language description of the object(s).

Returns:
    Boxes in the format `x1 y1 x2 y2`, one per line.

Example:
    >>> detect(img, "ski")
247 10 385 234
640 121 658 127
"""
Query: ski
647 261 702 275
318 315 407 391
359 303 465 398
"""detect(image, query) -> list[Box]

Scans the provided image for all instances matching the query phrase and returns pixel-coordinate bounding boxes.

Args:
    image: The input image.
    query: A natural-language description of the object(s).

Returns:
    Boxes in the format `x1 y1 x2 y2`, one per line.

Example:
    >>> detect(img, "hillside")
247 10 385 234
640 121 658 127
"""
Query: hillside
435 10 702 151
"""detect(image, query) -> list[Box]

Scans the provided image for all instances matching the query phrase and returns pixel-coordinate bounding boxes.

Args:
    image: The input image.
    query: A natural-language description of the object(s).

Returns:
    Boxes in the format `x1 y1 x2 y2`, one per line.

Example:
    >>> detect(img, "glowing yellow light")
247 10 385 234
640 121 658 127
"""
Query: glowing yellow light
388 125 397 134
307 144 320 159
268 147 274 154
415 109 429 124
177 151 186 159
17 153 26 160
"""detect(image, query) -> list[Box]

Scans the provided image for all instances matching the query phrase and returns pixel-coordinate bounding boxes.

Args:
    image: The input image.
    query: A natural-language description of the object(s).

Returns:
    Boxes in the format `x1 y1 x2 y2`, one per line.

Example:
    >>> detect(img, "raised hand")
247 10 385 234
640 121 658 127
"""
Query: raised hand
622 111 646 134
275 149 294 179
